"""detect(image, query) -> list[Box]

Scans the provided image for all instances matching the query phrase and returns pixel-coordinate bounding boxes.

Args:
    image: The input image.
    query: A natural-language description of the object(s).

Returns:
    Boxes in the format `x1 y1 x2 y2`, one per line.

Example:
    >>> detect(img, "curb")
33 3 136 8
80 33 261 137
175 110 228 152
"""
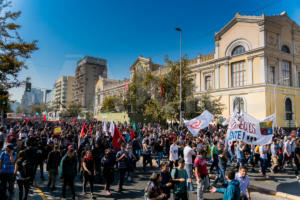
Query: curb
208 174 300 200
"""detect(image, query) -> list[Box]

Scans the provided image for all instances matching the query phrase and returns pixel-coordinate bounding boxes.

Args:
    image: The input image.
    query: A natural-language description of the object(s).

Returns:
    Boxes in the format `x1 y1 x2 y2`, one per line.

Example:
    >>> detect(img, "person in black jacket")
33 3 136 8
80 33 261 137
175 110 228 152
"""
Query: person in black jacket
102 148 115 196
59 148 77 200
14 150 31 200
82 150 96 197
46 145 61 190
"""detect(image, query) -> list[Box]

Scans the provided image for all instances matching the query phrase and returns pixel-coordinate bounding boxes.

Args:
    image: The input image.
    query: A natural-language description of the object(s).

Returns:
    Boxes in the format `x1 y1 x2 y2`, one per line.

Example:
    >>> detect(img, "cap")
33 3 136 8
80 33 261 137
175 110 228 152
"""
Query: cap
5 143 14 150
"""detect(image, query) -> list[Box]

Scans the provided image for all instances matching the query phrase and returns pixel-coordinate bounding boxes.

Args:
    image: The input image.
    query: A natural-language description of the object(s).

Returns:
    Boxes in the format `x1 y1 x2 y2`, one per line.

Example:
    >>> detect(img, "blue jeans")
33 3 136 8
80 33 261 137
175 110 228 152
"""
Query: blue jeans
228 150 234 162
185 163 194 190
157 152 163 167
260 158 268 175
214 167 227 185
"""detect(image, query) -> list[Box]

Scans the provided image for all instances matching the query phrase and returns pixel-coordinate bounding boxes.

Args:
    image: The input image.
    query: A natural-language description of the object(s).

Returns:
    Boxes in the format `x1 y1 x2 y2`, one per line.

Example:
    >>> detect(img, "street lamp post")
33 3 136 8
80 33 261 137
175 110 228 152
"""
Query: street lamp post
175 27 183 127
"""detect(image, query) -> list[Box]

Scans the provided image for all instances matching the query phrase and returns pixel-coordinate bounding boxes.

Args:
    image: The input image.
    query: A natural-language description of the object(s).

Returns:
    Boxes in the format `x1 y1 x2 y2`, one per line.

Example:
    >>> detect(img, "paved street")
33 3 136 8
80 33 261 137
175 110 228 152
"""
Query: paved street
13 161 298 200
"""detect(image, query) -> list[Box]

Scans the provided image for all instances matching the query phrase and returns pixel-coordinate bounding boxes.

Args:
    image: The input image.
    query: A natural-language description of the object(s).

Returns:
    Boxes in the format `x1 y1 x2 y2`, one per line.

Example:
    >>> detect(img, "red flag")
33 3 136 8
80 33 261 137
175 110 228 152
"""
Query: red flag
89 124 92 134
80 123 87 138
130 128 135 140
112 125 122 149
73 118 76 125
43 115 47 122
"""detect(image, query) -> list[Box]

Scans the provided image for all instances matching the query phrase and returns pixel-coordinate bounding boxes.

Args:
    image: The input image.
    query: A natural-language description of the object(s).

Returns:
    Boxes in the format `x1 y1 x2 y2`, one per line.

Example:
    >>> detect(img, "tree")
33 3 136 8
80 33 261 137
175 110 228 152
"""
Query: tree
0 0 38 90
197 92 224 120
101 96 118 112
160 56 194 121
61 103 82 118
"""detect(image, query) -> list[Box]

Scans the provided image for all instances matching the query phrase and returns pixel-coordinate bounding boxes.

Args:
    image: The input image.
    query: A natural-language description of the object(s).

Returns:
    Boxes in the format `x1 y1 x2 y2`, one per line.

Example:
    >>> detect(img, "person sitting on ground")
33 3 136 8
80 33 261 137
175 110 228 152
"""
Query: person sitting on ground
210 169 240 200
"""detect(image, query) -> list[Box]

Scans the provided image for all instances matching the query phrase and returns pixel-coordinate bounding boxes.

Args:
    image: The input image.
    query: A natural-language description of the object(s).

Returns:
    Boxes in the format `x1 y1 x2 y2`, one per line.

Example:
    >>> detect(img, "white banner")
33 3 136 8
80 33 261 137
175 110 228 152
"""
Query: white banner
226 112 275 145
184 110 214 136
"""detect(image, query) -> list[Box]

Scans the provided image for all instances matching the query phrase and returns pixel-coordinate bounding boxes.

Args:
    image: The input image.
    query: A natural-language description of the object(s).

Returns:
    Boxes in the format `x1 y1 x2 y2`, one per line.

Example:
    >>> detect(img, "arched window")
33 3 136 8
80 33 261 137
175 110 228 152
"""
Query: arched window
233 97 244 114
232 45 246 56
285 98 293 120
281 45 290 54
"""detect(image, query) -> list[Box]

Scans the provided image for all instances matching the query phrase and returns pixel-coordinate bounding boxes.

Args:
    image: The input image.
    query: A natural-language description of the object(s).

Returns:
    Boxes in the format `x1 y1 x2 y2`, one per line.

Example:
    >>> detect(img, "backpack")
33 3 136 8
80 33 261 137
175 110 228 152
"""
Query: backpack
171 168 178 190
144 182 156 200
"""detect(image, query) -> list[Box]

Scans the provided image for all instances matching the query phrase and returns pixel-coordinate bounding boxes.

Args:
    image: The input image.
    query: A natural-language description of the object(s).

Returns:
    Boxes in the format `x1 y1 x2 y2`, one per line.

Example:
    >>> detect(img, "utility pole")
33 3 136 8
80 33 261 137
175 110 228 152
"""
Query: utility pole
175 27 183 127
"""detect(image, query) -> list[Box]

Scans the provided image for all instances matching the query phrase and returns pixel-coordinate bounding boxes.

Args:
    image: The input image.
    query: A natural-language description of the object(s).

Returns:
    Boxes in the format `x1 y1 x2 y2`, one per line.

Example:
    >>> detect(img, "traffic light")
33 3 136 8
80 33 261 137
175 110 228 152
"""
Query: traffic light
0 90 8 107
180 101 184 112
25 82 31 92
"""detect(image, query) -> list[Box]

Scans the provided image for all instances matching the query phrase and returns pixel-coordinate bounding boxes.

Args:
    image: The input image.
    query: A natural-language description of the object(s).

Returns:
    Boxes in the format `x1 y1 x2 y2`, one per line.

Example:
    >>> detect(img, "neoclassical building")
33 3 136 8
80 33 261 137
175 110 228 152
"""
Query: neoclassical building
188 12 300 127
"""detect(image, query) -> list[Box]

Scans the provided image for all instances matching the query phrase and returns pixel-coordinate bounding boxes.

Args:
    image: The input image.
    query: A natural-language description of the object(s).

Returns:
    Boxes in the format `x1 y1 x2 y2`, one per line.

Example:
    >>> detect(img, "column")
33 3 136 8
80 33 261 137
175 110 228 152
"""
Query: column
259 22 266 47
224 62 229 88
215 65 220 89
260 55 266 83
214 41 219 59
197 71 201 92
247 57 253 85
278 60 282 85
293 63 297 87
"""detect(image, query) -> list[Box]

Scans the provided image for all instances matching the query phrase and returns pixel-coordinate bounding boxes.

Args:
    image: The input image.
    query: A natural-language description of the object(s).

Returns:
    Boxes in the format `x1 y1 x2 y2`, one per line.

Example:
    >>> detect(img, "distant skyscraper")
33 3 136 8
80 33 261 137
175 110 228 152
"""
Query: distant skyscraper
21 88 44 107
73 56 107 110
53 76 74 111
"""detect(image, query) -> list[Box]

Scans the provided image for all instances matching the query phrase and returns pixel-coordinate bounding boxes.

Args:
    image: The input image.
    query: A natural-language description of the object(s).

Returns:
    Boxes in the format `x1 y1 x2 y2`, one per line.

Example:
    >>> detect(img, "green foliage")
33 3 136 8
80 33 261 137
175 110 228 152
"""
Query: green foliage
0 0 38 90
197 92 224 119
61 103 82 118
101 96 118 112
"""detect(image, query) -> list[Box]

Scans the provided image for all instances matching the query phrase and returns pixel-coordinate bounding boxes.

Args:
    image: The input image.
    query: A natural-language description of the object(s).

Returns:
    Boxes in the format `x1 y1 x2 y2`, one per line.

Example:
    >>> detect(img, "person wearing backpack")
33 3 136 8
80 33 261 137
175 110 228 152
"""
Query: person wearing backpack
102 148 115 196
0 144 17 199
171 158 190 200
144 172 166 200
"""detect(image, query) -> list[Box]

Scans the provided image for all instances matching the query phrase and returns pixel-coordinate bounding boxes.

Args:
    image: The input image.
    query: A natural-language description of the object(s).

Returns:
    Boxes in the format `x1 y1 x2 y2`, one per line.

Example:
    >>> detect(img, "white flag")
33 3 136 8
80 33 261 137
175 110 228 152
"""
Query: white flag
103 120 108 136
109 120 114 137
184 110 214 136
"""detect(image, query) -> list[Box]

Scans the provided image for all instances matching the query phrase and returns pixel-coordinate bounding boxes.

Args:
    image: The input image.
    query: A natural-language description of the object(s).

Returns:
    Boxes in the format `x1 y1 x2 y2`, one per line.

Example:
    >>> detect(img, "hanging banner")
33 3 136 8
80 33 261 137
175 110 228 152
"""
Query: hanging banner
226 112 275 145
184 110 214 136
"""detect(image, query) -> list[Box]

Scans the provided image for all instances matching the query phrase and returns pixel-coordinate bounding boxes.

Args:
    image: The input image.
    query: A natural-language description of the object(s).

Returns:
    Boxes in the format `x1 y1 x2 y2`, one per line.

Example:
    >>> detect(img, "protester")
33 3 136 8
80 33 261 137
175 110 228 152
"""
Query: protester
116 144 129 192
59 148 77 200
183 139 195 191
171 158 189 200
235 166 251 200
160 161 172 200
210 169 241 200
169 140 179 171
14 150 31 200
0 143 17 199
194 149 209 200
101 148 115 195
144 172 166 200
46 144 61 190
82 150 96 197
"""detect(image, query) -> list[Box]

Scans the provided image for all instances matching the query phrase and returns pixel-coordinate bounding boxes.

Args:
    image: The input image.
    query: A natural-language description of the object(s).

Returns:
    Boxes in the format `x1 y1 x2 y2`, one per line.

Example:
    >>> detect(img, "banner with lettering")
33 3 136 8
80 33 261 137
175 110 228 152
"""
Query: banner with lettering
184 110 214 136
226 112 274 145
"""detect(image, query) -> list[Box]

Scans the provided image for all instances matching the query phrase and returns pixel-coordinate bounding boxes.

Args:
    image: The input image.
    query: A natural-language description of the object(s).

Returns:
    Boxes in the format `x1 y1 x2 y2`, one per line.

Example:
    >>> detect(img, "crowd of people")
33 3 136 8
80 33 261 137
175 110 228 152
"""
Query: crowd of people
0 119 299 200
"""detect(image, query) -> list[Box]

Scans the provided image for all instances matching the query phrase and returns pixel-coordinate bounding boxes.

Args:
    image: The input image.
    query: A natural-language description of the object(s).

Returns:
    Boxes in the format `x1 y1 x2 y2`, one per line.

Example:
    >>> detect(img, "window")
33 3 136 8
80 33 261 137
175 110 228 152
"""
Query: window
281 45 290 54
268 66 275 84
282 61 291 86
233 97 244 113
285 98 293 120
205 75 212 90
231 61 246 87
232 45 246 56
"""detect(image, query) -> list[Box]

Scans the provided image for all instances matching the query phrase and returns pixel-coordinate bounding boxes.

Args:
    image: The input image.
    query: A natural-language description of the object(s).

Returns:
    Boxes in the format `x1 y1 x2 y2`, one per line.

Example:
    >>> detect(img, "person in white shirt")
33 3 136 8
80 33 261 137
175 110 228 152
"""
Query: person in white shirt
184 140 195 191
169 140 179 171
235 166 251 200
259 145 268 178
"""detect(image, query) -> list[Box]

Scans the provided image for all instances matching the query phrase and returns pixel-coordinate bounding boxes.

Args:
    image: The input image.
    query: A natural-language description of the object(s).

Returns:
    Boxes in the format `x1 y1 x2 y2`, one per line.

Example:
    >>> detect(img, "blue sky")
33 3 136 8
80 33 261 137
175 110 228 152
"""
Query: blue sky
8 0 300 101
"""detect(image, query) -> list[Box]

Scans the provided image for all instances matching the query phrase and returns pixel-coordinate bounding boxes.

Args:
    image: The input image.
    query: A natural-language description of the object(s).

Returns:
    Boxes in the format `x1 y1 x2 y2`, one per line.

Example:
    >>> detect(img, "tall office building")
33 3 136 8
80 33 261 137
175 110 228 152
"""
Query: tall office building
53 76 75 111
73 56 107 110
21 88 44 107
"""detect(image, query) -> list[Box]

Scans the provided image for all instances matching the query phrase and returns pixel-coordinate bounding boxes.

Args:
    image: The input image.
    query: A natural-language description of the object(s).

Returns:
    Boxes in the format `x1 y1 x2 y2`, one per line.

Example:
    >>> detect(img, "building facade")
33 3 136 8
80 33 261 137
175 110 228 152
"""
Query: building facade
21 88 44 107
53 76 75 111
73 56 107 111
188 12 300 127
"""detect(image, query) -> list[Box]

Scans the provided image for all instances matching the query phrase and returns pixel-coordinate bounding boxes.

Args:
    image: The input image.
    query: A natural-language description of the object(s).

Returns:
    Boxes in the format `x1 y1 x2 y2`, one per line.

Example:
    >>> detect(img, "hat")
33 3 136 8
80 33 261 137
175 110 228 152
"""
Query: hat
5 143 14 150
